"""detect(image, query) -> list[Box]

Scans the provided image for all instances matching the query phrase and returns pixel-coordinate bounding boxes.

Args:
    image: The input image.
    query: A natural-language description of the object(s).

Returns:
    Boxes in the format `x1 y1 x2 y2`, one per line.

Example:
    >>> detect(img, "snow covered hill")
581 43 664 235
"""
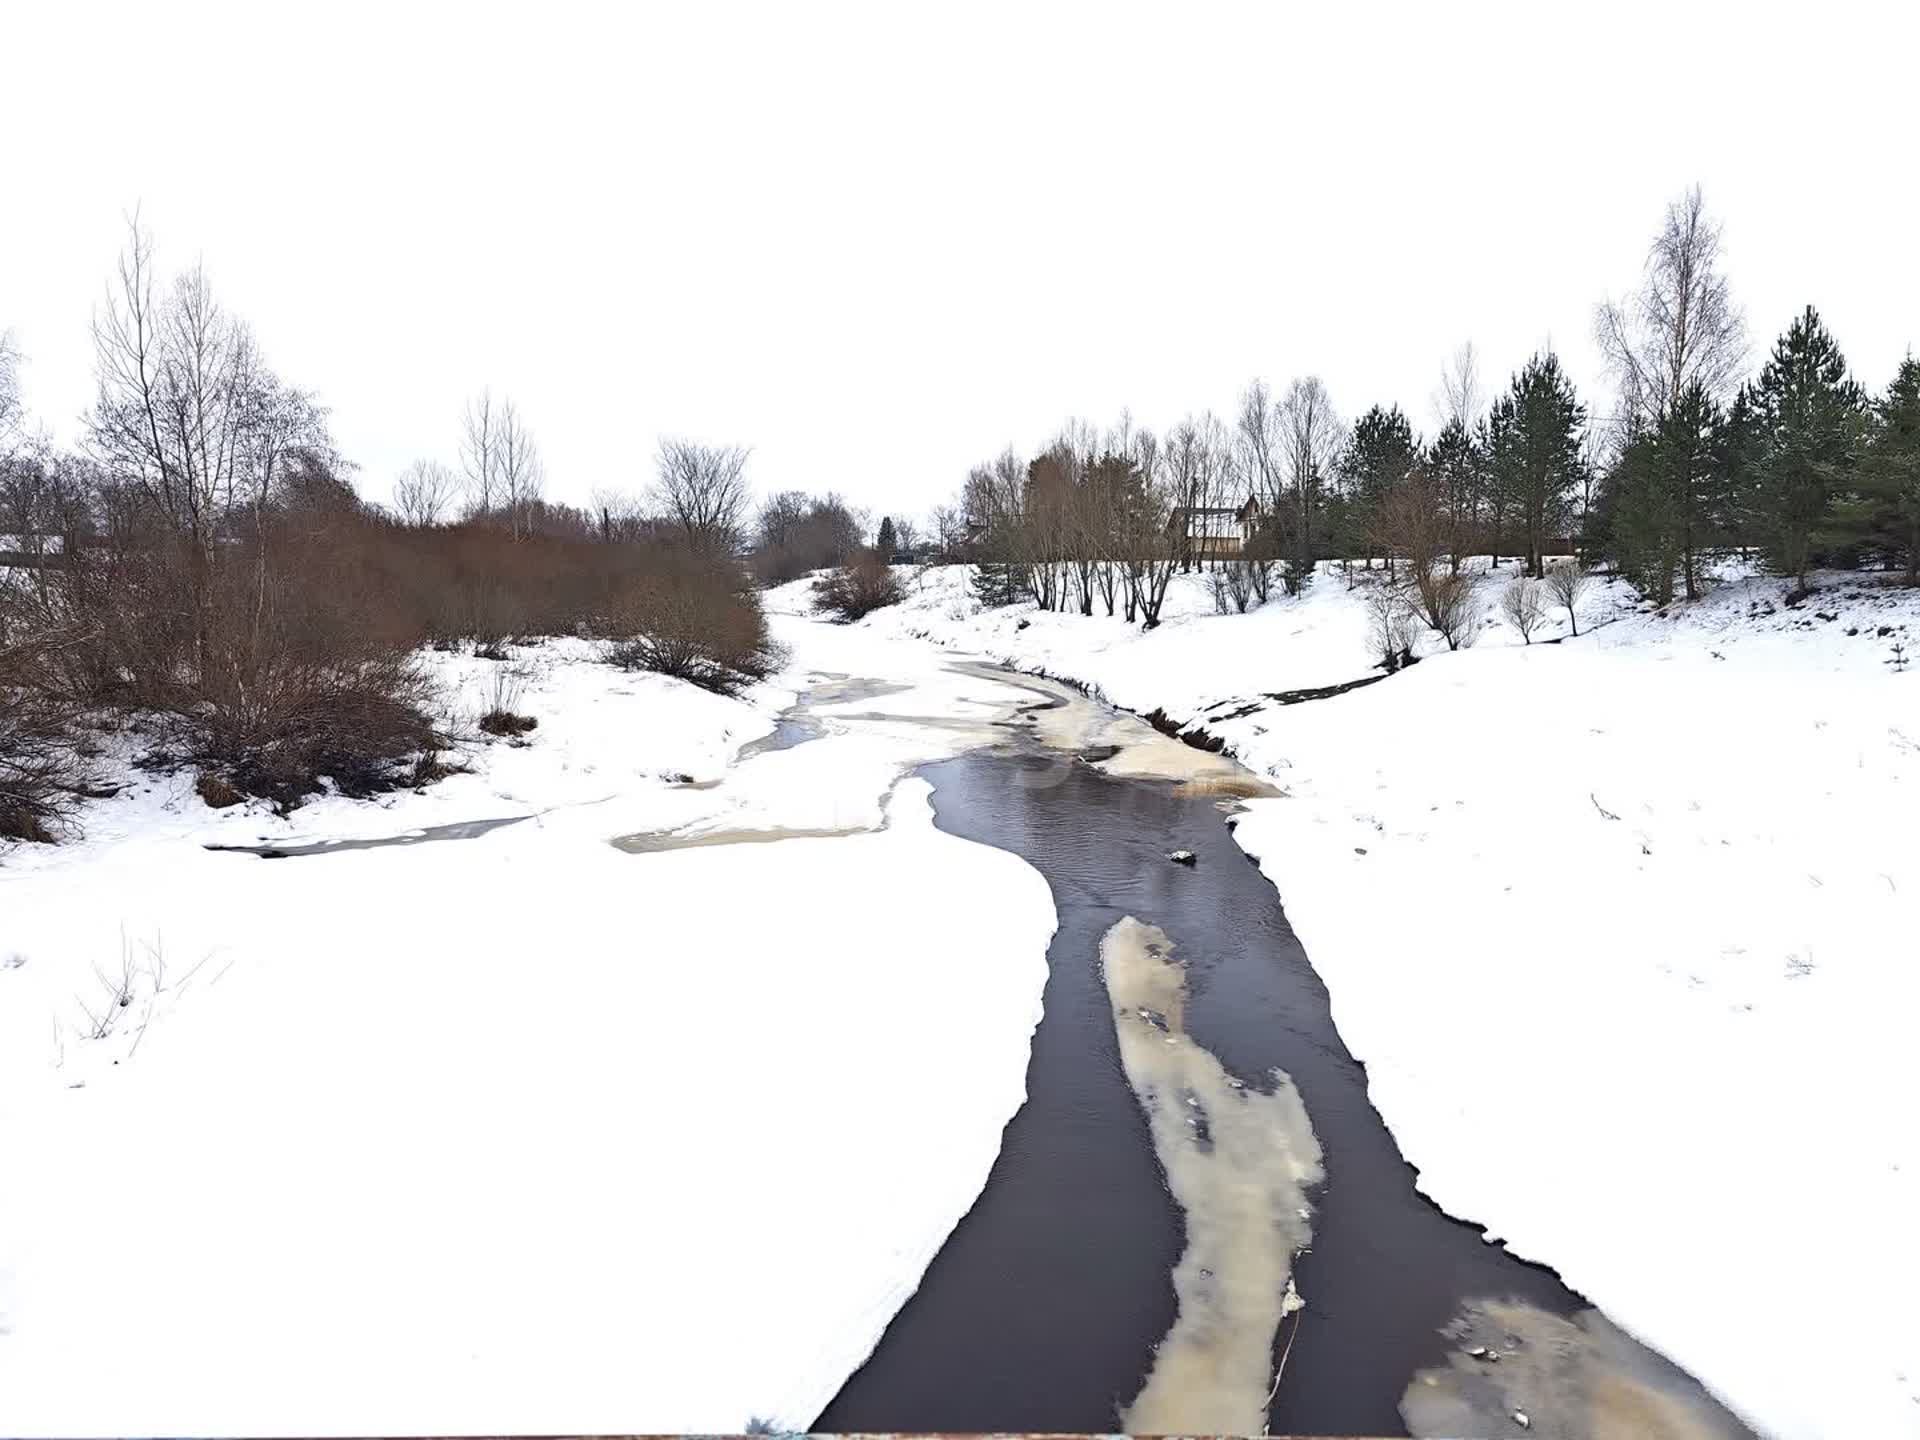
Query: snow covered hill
836 560 1920 1440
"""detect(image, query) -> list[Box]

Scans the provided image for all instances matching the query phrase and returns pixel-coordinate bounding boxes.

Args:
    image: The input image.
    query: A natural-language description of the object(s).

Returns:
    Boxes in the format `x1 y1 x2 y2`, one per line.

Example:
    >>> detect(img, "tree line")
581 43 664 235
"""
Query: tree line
1 218 776 840
935 186 1917 627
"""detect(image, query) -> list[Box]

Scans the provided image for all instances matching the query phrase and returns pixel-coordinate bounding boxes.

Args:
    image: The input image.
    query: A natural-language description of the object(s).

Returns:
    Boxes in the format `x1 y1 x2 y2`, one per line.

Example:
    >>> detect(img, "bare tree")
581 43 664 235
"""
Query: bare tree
1436 341 1483 432
929 502 965 559
460 389 500 517
87 215 278 680
393 459 457 526
1118 426 1180 627
1275 377 1344 593
1545 560 1594 637
495 399 544 539
1595 185 1746 447
652 438 750 556
1500 573 1548 643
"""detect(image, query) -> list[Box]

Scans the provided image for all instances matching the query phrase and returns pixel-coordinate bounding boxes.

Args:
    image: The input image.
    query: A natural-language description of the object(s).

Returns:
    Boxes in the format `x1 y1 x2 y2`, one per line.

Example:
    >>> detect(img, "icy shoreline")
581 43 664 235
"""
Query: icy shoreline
0 625 1059 1433
840 562 1920 1440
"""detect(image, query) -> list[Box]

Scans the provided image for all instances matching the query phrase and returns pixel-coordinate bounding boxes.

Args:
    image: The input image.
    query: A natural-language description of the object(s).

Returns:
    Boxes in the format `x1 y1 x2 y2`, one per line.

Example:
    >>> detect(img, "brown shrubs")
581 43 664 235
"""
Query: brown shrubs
604 548 776 695
811 550 904 621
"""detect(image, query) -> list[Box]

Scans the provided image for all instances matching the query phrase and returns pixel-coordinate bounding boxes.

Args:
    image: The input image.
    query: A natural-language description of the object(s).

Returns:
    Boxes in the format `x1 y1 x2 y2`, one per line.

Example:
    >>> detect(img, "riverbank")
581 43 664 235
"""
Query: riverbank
0 626 1062 1432
825 561 1920 1440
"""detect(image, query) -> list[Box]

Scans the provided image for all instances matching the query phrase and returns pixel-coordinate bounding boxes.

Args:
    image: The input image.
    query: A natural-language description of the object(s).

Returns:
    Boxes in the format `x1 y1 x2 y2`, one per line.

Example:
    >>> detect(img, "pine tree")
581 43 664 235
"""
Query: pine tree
876 515 897 560
1745 305 1866 591
1485 353 1588 578
1426 417 1485 574
1831 356 1920 582
1339 405 1418 568
1606 382 1730 603
970 550 1020 608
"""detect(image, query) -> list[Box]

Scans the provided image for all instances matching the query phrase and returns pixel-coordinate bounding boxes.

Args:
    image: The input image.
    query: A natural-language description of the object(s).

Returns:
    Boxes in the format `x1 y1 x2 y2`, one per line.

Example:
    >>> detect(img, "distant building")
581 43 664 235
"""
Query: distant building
1168 497 1262 559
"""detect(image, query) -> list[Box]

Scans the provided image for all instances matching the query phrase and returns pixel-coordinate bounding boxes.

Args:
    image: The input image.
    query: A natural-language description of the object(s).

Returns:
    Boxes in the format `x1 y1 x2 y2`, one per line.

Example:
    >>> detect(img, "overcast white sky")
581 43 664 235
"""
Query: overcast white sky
4 1 1916 521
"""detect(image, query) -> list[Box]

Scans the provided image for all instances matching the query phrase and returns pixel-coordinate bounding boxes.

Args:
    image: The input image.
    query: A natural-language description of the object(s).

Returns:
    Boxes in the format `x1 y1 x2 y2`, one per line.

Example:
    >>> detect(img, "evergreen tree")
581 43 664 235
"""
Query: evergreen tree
876 515 897 559
1744 305 1866 590
1338 404 1418 568
1426 417 1485 574
1485 353 1588 578
969 550 1021 607
1606 382 1730 603
1831 356 1920 582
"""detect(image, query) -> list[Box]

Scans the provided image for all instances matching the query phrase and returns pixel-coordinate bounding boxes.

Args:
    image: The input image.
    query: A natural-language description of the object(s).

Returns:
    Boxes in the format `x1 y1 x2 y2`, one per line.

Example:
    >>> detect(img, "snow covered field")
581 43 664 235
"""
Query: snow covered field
0 627 1056 1433
852 561 1920 1440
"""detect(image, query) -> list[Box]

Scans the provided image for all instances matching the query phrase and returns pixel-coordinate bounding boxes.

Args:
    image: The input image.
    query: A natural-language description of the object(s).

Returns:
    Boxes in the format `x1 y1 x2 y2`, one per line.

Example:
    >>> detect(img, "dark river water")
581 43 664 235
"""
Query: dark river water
814 747 1587 1437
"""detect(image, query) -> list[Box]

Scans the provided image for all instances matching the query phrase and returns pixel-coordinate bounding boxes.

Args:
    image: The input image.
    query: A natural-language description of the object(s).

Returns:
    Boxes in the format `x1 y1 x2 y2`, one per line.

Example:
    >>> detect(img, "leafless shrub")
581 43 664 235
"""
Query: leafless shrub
0 630 89 842
603 551 777 696
1545 561 1594 637
74 939 139 1040
1501 574 1549 644
1364 584 1420 671
1210 560 1258 614
811 549 903 621
477 664 538 737
1414 568 1482 651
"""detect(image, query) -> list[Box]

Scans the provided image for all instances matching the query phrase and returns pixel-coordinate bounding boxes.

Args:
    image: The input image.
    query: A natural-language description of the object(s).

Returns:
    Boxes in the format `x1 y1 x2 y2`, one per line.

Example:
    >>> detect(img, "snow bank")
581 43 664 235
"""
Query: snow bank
840 562 1920 1440
0 632 1056 1433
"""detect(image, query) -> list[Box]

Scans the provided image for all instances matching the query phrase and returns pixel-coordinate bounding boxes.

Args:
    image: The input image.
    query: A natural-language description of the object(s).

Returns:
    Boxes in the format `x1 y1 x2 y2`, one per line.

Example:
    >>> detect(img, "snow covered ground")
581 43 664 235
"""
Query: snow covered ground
847 560 1920 1440
0 628 1056 1433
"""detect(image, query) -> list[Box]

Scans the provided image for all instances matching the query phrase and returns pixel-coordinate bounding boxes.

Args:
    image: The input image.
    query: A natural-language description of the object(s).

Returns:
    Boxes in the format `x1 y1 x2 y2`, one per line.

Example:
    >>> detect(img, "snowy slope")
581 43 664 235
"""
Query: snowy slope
0 630 1057 1434
836 562 1920 1440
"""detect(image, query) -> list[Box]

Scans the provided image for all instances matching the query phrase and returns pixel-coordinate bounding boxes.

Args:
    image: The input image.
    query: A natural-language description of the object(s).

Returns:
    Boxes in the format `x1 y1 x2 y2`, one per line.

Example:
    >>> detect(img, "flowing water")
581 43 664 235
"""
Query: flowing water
204 653 1750 1435
808 700 1751 1438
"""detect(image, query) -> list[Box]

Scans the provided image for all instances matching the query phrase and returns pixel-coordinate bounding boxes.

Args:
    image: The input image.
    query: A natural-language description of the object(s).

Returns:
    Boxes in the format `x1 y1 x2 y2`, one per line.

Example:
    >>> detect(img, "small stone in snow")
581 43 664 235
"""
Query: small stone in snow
1168 849 1197 866
1354 846 1368 855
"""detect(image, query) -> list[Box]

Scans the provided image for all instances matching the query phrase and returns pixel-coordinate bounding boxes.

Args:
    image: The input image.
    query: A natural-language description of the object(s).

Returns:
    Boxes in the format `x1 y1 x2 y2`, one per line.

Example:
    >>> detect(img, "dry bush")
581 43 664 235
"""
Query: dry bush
1209 560 1259 614
477 664 538 737
1414 568 1482 651
194 770 243 809
0 638 87 842
811 549 903 621
1545 561 1594 636
1500 574 1549 644
1363 584 1420 671
603 549 776 696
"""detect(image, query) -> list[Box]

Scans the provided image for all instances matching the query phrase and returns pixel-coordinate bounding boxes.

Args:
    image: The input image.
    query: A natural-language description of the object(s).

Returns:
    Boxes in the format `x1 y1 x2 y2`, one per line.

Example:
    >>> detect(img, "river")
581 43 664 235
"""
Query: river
788 656 1753 1439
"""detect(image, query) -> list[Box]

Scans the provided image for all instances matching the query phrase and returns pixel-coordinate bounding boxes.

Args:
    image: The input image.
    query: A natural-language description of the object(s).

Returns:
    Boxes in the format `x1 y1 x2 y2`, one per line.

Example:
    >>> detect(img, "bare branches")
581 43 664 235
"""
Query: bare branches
460 388 498 516
393 459 457 527
1500 573 1548 643
652 438 750 557
1437 341 1483 431
1595 185 1747 449
1545 561 1593 637
1364 583 1419 671
1275 378 1344 593
495 400 544 539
